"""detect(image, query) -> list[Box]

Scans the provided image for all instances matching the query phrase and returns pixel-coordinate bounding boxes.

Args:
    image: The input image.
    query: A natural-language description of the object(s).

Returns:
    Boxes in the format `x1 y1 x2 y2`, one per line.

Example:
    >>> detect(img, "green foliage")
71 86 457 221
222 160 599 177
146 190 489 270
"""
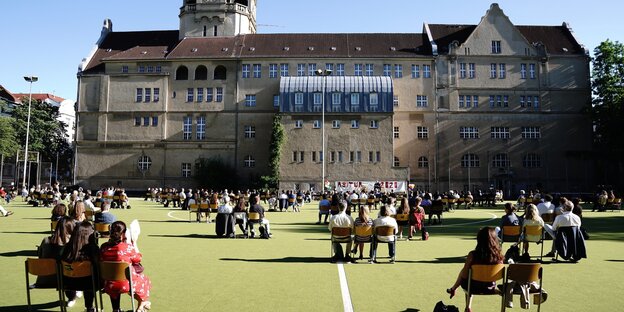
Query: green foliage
261 114 285 189
591 40 624 148
0 117 18 157
193 156 237 189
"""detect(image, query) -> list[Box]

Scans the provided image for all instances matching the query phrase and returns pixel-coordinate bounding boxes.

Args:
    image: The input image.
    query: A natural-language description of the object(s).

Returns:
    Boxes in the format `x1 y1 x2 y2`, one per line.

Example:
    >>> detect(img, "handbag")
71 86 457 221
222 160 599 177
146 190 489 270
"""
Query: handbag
422 229 429 241
132 262 144 274
433 301 459 312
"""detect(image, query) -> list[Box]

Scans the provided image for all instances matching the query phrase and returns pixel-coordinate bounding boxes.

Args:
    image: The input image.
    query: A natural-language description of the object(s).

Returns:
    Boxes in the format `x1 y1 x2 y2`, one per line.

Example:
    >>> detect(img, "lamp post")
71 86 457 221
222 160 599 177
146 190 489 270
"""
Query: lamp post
22 76 38 190
314 69 332 191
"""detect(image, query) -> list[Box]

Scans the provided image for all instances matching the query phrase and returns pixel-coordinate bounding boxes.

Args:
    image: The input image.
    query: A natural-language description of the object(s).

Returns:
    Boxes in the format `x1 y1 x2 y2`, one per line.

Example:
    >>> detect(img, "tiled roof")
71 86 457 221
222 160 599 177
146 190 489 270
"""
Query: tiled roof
13 93 65 103
0 85 18 103
426 24 476 55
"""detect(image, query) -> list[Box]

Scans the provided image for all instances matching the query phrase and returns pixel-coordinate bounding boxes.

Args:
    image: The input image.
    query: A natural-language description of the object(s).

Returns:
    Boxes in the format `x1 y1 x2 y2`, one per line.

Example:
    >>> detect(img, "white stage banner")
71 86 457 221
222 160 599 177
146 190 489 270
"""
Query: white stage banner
334 181 407 193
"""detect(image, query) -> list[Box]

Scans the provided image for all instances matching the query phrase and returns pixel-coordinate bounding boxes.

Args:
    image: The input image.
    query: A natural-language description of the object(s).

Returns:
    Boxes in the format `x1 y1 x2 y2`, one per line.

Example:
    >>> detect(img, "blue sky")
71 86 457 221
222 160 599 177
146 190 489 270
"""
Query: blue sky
1 0 621 101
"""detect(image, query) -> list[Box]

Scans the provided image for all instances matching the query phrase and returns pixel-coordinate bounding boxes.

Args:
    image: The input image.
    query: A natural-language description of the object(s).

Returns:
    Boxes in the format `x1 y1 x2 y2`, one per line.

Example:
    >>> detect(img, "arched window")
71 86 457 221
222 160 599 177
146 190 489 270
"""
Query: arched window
138 155 152 171
176 66 189 80
214 65 227 80
461 154 480 168
195 65 208 80
418 156 429 168
244 155 255 168
523 153 541 168
492 153 509 168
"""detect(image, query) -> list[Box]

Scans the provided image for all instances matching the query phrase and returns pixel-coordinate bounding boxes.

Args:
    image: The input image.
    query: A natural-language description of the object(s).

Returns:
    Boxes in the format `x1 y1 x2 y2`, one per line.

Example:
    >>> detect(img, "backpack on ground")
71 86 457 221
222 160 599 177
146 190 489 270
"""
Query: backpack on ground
259 225 270 239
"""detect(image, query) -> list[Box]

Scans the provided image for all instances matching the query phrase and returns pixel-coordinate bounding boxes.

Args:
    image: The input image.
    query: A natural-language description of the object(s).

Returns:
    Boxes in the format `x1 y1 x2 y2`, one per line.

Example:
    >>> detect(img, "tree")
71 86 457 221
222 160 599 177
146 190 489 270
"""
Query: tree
591 40 624 147
260 114 285 189
0 116 18 157
193 157 237 190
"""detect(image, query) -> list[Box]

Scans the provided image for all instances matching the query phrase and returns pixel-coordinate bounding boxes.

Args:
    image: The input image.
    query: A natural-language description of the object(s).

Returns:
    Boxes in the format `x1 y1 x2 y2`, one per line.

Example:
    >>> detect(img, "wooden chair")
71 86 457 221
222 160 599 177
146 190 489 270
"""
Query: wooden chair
25 258 63 312
99 261 135 312
354 225 373 260
188 204 200 222
540 213 554 225
502 263 544 312
523 225 545 261
466 264 506 310
95 223 111 242
319 203 330 214
395 213 409 222
501 225 522 249
330 227 352 259
611 198 622 212
51 220 58 232
85 209 96 222
373 225 397 262
59 260 99 312
247 212 262 237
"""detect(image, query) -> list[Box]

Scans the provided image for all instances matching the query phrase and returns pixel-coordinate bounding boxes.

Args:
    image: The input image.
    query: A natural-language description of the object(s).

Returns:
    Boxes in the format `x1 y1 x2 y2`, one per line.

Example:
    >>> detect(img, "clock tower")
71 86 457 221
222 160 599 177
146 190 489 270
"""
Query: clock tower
179 0 257 39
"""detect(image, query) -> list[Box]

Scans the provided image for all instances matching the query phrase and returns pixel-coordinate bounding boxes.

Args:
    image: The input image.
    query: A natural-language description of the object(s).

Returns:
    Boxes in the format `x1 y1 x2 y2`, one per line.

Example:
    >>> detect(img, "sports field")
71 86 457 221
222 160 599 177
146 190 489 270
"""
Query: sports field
1 198 623 311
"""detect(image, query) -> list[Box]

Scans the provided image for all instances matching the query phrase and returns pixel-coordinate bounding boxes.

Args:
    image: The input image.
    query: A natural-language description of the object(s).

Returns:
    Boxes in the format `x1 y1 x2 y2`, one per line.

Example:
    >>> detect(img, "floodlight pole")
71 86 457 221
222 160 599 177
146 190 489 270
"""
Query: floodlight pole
22 76 38 190
315 69 332 192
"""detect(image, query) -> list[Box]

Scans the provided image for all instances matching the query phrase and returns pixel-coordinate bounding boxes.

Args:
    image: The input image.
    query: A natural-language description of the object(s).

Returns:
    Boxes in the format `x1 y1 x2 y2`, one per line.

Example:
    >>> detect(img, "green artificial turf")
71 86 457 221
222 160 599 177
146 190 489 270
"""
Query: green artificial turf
1 199 623 311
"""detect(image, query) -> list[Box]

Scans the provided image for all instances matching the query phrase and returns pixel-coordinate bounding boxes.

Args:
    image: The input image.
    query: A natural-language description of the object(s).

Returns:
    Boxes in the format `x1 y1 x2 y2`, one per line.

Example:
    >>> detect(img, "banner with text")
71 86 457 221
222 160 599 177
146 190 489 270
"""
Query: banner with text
334 181 407 193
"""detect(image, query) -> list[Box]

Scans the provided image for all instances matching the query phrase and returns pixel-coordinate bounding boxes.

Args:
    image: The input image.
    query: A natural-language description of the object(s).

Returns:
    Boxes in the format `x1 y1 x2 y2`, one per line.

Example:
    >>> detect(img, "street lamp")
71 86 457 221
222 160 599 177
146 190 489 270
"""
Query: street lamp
314 68 332 191
23 75 38 190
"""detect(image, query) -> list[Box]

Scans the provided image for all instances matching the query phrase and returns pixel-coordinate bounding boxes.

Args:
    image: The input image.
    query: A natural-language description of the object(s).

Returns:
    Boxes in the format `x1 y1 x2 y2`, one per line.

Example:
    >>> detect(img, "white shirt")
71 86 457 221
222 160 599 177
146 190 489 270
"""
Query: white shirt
218 203 233 214
537 201 554 216
552 211 582 231
328 211 354 231
373 216 398 242
349 193 359 203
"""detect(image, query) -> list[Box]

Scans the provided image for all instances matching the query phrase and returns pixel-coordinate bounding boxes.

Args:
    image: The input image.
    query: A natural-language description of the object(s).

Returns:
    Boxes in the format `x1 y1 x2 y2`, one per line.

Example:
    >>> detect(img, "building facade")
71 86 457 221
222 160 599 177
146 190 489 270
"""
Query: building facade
75 2 592 195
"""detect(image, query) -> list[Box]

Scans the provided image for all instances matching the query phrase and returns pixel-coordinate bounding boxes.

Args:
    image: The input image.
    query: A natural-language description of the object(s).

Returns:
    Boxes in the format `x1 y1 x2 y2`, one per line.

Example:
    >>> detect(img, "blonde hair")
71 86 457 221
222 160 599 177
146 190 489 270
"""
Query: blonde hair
524 204 542 222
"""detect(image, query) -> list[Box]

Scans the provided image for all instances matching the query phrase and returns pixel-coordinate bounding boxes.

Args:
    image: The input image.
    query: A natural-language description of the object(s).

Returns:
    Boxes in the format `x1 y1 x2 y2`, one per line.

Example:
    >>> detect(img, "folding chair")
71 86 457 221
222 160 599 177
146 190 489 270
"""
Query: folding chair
95 223 111 243
59 260 99 312
330 227 352 260
501 225 522 250
372 225 397 263
540 214 554 225
502 263 544 312
466 264 506 311
232 212 248 238
188 204 200 222
199 203 210 221
247 212 262 237
523 225 544 261
25 258 63 312
99 261 135 312
353 225 373 261
84 210 96 222
395 213 409 239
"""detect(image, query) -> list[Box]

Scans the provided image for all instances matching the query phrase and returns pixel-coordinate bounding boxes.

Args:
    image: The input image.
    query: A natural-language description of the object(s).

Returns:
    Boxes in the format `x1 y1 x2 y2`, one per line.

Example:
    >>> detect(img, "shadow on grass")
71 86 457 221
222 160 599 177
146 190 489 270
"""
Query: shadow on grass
606 259 624 262
0 249 37 257
411 256 467 264
2 231 51 235
141 220 189 223
149 234 223 239
400 309 420 312
220 256 328 263
0 301 60 312
22 217 50 220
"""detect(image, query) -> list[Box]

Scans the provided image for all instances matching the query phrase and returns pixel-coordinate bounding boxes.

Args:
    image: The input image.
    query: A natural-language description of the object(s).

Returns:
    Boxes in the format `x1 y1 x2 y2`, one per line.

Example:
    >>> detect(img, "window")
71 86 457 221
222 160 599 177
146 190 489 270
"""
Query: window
244 125 256 138
299 151 305 162
499 63 506 79
138 66 145 73
136 88 143 102
522 127 541 139
472 95 479 108
418 156 429 168
183 116 192 140
521 63 527 79
365 64 374 76
273 95 280 107
368 151 374 163
295 93 304 105
351 120 359 129
176 66 189 80
370 120 379 129
338 151 343 163
460 126 479 139
469 63 476 78
491 40 502 54
496 95 502 107
336 64 345 76
313 120 321 129
312 151 317 163
187 88 194 102
244 155 255 168
394 157 400 167
354 64 363 76
503 95 509 107
350 93 360 111
196 88 203 102
313 92 322 105
195 65 208 80
182 163 192 177
490 63 497 78
332 93 342 109
393 126 400 139
417 126 428 139
460 95 478 108
151 116 158 127
122 65 128 73
153 88 160 102
383 64 392 76
393 95 399 107
216 87 223 102
155 65 162 73
308 63 317 76
523 153 541 168
196 116 206 140
292 151 298 162
294 120 303 128
214 65 227 80
529 64 536 79
143 89 151 104
489 95 495 107
325 63 334 74
206 88 213 102
134 117 141 126
492 153 509 168
423 65 431 78
370 93 379 111
320 151 324 162
269 64 278 78
416 95 428 107
356 151 362 162
330 151 336 163
253 64 261 78
280 63 289 76
491 127 510 139
143 116 150 127
213 25 218 36
297 64 305 76
459 95 464 108
459 63 467 79
394 64 403 78
332 120 341 128
138 155 152 171
411 64 420 78
461 154 480 168
147 65 154 73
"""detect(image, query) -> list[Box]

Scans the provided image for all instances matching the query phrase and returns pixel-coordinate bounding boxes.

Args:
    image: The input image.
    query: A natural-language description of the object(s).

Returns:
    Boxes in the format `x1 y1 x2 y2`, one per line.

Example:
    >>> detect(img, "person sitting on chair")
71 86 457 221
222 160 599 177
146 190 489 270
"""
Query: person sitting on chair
370 205 398 263
249 194 271 238
95 203 117 224
551 200 583 260
216 196 235 238
316 194 331 224
496 203 520 239
328 200 354 263
232 198 248 237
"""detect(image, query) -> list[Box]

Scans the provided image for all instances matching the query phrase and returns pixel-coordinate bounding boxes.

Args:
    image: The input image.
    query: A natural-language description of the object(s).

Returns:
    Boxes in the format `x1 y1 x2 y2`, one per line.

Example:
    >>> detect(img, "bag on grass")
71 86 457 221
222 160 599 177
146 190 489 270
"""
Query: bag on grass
433 301 459 312
422 229 429 241
259 225 270 239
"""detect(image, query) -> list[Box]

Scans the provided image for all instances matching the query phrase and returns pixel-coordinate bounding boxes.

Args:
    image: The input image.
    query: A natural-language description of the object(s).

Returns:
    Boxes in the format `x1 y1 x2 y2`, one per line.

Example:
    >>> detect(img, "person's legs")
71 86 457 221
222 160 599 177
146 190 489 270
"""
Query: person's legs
83 291 94 309
388 241 395 260
110 294 121 311
0 205 7 216
262 219 271 234
465 293 473 312
370 239 378 262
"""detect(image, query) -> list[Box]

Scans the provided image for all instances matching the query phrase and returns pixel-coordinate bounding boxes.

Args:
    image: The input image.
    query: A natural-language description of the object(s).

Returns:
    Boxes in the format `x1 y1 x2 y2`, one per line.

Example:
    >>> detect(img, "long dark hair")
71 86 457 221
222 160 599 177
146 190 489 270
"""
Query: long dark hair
109 221 127 245
473 227 504 264
62 221 95 262
51 217 76 246
399 197 410 214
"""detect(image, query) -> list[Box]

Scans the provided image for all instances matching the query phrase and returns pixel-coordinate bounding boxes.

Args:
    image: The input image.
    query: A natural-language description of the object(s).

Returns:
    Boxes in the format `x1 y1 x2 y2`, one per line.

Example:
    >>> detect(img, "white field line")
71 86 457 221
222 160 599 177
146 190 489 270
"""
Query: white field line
167 210 187 221
435 213 498 227
337 263 354 312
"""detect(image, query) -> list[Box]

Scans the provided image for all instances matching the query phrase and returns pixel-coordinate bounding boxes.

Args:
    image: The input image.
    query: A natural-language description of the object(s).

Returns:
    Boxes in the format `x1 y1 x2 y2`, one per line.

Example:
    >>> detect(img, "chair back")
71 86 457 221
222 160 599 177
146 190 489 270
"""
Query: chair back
354 225 373 236
395 213 409 221
502 225 522 242
331 227 352 237
51 220 58 232
248 212 261 221
375 225 395 237
469 264 506 282
85 210 95 220
199 203 209 209
189 204 199 211
60 261 93 279
319 204 330 212
523 225 543 240
540 213 554 224
506 263 541 284
95 222 110 233
99 261 131 281
26 258 57 277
